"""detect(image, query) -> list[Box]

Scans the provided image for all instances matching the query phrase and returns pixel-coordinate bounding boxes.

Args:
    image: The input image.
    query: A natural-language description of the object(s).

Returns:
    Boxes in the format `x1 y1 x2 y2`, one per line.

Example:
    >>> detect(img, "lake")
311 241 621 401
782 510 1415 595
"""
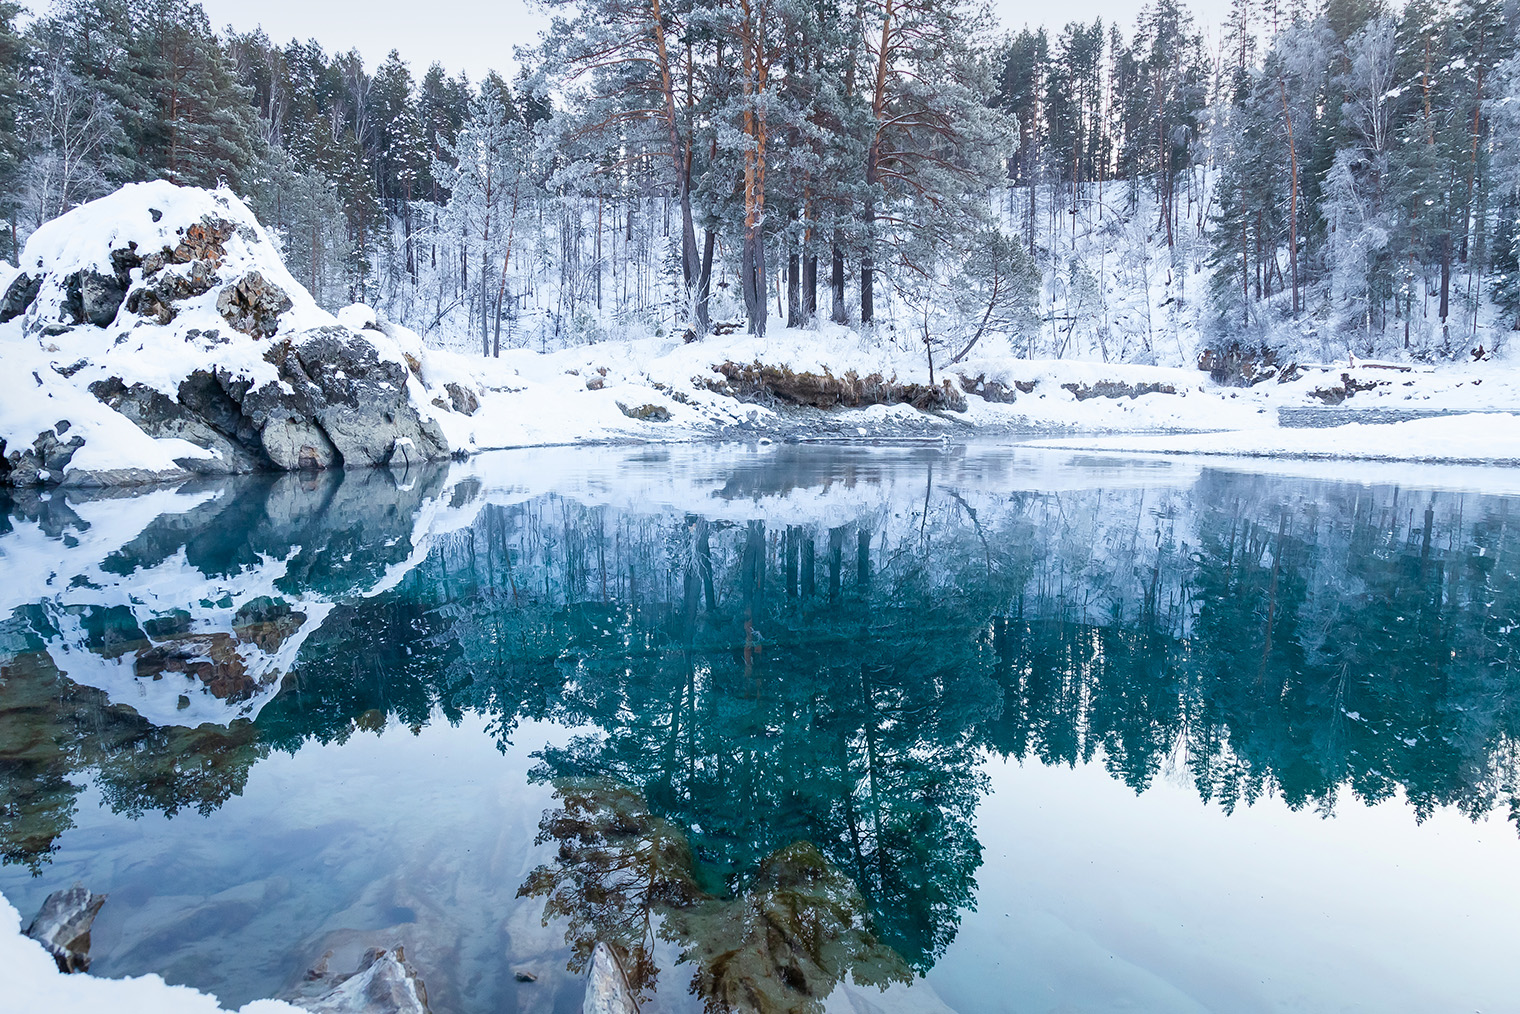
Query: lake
3 444 1519 1014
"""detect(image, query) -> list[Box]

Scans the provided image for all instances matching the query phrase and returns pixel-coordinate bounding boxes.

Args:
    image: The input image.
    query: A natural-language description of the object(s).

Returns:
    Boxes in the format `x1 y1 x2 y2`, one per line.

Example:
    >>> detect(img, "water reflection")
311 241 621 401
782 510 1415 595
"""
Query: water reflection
2 447 1519 1009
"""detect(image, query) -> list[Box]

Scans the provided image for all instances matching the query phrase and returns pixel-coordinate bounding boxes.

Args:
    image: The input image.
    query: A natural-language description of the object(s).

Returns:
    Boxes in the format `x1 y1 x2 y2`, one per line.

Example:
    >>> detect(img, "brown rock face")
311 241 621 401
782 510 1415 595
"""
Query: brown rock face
217 270 294 337
173 218 235 264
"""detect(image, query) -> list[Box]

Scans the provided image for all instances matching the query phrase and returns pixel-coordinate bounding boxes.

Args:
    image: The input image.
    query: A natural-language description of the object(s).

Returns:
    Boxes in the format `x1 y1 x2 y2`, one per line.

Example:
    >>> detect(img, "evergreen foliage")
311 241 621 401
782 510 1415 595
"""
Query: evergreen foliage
4 0 1520 361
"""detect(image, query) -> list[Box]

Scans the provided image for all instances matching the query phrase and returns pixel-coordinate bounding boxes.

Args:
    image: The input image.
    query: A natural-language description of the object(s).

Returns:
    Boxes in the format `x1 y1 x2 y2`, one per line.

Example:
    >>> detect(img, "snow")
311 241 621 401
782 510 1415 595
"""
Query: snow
1029 413 1520 466
0 891 307 1014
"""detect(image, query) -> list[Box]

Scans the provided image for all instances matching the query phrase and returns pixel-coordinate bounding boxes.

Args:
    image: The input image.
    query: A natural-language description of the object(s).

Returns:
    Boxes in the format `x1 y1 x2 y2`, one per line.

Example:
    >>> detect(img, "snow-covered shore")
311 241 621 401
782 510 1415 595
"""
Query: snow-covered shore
0 892 306 1014
6 182 1519 485
1028 412 1520 466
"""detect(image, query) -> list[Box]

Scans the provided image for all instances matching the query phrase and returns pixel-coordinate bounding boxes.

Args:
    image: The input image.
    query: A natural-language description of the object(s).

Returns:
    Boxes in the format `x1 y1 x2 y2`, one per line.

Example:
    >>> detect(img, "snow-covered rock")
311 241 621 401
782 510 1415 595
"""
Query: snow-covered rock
0 182 450 487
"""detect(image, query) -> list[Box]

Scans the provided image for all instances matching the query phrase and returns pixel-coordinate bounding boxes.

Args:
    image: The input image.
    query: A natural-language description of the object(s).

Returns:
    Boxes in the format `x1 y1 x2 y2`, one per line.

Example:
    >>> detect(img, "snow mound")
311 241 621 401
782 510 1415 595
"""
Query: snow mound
13 180 323 337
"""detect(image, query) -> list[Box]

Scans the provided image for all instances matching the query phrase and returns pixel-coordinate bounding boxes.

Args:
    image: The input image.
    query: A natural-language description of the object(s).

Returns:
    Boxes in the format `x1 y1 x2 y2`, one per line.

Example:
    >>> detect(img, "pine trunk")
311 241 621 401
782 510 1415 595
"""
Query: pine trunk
830 241 847 323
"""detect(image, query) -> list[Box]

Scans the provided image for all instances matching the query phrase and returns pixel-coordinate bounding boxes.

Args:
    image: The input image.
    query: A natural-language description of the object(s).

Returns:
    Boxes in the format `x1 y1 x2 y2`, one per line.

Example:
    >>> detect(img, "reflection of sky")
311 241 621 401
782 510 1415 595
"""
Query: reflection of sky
936 755 1520 1014
0 716 587 1012
8 708 1520 1012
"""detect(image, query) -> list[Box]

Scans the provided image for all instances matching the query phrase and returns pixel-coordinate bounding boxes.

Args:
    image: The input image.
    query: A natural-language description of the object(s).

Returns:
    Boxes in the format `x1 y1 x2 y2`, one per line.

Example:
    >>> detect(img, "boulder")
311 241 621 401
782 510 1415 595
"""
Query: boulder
442 382 479 416
63 269 129 327
217 270 293 337
1 424 86 486
24 884 107 974
249 327 449 469
0 271 41 322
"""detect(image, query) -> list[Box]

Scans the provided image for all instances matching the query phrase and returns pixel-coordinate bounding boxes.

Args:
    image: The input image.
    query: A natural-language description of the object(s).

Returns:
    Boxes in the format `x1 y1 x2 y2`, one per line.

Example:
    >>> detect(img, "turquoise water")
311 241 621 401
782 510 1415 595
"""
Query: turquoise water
2 445 1519 1013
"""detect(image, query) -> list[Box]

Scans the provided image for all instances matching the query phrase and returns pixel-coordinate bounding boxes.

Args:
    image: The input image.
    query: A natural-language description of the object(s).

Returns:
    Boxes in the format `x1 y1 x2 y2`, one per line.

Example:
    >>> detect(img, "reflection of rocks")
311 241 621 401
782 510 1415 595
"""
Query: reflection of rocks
134 633 257 701
0 464 454 745
24 884 106 973
286 947 432 1014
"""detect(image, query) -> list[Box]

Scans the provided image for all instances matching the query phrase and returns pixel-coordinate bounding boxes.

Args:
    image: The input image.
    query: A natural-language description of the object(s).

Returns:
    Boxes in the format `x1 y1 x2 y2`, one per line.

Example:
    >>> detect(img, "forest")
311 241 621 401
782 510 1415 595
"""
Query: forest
1 0 1518 364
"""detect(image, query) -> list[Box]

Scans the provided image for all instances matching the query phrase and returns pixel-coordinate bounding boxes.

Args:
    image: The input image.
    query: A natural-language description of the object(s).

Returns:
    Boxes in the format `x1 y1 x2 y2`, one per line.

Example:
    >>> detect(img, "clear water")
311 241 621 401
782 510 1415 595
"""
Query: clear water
3 445 1519 1014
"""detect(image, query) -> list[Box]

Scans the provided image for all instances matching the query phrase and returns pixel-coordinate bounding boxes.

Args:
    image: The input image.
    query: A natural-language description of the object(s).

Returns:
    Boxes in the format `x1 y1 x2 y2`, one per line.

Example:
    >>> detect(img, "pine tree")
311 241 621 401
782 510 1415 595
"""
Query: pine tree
0 1 27 259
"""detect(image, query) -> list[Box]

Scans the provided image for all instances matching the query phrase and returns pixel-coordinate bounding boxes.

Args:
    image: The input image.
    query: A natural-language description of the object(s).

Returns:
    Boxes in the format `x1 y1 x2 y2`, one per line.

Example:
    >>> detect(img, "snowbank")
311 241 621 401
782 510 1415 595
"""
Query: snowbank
0 891 306 1014
1029 413 1520 465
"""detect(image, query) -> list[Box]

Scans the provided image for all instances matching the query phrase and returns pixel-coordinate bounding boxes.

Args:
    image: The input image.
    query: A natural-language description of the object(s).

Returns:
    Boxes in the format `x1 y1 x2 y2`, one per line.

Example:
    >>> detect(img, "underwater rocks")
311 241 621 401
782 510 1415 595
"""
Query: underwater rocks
287 947 433 1014
24 885 106 974
582 943 638 1014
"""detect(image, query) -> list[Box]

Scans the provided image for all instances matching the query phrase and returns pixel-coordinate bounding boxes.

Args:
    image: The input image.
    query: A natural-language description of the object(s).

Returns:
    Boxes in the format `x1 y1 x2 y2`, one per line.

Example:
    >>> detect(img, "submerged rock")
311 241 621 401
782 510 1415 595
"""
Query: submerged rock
24 884 106 973
287 947 432 1014
583 942 638 1014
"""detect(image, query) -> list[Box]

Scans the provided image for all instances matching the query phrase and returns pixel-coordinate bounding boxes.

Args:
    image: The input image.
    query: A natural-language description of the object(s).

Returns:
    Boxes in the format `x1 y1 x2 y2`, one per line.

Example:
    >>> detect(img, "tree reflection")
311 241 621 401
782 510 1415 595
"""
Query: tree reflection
518 776 909 1013
517 777 700 1002
5 453 1520 997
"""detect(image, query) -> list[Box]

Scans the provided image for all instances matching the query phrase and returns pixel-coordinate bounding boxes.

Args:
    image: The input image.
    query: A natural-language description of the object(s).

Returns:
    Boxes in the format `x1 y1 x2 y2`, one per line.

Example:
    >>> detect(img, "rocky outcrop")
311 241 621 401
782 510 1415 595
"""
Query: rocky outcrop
710 360 967 412
87 328 449 476
286 947 433 1014
24 885 106 973
1 183 456 487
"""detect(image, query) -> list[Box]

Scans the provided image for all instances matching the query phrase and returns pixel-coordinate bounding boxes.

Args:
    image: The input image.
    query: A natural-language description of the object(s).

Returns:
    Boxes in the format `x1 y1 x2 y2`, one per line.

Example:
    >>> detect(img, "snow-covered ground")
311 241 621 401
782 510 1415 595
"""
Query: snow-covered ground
1031 412 1520 465
0 892 305 1014
4 181 1518 486
413 326 1520 465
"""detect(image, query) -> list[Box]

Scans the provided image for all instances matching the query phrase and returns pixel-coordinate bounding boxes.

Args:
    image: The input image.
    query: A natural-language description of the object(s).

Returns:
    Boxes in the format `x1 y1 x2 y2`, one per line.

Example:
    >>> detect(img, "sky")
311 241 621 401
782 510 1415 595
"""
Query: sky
184 0 1235 82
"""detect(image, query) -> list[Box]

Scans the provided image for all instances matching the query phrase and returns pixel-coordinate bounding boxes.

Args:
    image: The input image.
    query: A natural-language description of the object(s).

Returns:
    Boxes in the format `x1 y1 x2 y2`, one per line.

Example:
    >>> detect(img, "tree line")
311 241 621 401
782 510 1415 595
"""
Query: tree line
3 0 1520 360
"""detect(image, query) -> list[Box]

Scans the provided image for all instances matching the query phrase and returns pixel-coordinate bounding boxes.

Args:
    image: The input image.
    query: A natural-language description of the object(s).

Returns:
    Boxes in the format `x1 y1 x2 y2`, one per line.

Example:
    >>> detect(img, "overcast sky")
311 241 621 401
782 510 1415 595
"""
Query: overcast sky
181 0 1235 82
